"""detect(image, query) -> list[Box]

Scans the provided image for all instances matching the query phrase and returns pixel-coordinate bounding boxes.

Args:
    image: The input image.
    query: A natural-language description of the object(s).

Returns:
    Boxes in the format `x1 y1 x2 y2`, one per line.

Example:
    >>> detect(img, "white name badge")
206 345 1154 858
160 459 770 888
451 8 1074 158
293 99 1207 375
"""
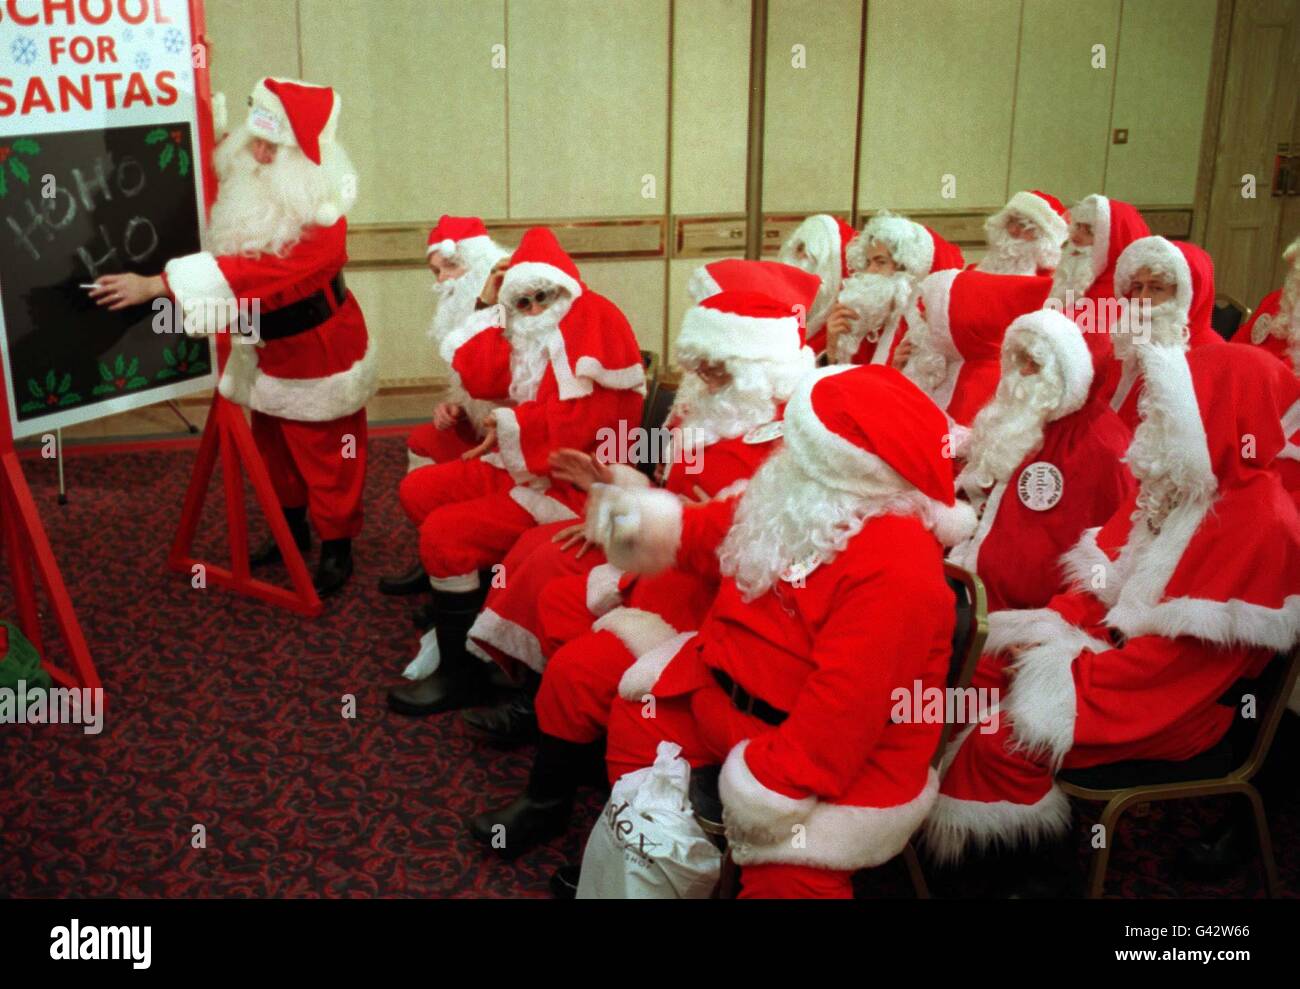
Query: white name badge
1017 461 1064 511
781 551 822 584
249 107 283 138
743 421 784 445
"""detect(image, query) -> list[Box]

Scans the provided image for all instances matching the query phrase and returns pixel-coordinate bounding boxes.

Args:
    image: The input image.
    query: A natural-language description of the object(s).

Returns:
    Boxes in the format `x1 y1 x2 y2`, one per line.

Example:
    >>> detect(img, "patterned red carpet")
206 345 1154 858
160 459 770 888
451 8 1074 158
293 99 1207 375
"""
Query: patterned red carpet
0 430 1296 898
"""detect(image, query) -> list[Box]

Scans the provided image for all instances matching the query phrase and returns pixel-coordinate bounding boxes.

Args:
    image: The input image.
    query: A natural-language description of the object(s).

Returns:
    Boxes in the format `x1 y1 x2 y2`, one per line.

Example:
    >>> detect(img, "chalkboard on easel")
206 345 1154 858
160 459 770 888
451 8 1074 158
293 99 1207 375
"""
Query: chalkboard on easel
0 122 213 437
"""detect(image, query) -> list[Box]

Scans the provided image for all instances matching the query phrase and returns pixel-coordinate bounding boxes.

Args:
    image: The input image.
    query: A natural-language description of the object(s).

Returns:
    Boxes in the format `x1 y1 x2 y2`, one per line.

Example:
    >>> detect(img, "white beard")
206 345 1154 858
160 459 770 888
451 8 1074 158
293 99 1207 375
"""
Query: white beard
1049 243 1097 305
957 364 1064 495
717 447 892 602
976 222 1060 276
1113 298 1188 364
780 244 840 334
429 269 487 343
505 296 571 404
1126 398 1215 532
667 361 784 447
1255 267 1300 367
834 272 914 361
207 138 351 257
902 321 952 395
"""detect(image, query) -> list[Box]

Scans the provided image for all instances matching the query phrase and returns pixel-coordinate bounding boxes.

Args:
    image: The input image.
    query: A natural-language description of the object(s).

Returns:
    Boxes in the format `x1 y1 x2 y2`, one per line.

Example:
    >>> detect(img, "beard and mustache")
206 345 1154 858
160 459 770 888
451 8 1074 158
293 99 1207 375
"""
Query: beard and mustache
667 357 802 450
957 355 1066 495
833 271 915 362
779 243 840 333
1126 397 1216 532
429 267 488 343
976 220 1062 276
1049 243 1098 305
503 293 573 405
207 137 353 257
1112 298 1189 362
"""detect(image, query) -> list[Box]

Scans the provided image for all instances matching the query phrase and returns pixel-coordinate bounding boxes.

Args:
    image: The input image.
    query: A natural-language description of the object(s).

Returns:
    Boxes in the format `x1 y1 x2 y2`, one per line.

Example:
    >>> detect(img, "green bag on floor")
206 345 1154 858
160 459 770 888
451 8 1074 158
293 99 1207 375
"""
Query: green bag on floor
0 621 52 691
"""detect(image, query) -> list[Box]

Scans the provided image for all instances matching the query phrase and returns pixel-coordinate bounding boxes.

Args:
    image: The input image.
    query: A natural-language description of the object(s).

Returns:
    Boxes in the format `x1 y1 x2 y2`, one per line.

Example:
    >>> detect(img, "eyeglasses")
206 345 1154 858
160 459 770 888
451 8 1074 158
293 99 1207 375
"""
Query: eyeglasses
513 289 555 311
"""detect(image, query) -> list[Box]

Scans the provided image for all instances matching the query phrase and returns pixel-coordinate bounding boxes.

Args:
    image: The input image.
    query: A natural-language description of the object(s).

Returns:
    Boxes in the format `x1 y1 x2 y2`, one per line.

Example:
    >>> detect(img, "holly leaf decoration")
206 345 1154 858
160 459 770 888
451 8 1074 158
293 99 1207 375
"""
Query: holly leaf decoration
145 128 168 145
162 347 176 366
59 392 81 407
92 383 115 396
125 356 139 378
156 368 176 381
45 369 55 391
159 144 175 170
178 149 190 178
26 378 42 399
0 167 7 199
98 362 113 382
58 373 71 395
20 400 43 413
127 376 148 389
10 159 30 185
114 354 126 376
12 138 39 156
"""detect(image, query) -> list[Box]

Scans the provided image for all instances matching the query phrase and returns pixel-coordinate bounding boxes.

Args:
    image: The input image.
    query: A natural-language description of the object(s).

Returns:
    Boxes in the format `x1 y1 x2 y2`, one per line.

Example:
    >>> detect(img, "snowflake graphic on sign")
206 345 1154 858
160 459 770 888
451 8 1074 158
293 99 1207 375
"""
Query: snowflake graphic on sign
10 36 38 66
164 28 186 55
134 51 151 71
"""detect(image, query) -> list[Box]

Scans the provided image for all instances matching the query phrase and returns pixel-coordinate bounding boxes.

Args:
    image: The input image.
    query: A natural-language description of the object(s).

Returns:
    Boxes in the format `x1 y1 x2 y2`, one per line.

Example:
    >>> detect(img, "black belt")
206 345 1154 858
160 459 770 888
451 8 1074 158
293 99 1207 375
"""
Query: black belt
712 668 788 727
255 273 348 341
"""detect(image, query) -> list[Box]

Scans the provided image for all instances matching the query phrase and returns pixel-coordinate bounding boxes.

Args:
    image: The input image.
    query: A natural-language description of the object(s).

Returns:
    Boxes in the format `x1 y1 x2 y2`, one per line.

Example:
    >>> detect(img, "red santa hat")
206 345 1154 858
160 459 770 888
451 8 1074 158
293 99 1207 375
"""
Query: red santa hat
676 260 821 366
1001 309 1094 418
848 211 966 279
426 215 488 257
781 365 978 545
1069 194 1150 288
998 190 1070 246
499 226 584 303
247 78 340 165
1114 236 1216 343
1066 343 1300 652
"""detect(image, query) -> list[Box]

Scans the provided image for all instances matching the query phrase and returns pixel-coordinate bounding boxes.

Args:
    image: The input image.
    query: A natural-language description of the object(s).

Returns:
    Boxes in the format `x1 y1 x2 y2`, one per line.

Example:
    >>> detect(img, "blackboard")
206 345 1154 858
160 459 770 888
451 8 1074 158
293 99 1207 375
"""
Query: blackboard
0 121 214 437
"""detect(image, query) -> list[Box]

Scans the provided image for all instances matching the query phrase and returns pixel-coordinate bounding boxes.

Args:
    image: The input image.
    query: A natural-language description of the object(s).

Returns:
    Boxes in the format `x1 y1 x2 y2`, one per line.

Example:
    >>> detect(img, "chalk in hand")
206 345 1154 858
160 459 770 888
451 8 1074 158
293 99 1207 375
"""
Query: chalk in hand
79 283 99 289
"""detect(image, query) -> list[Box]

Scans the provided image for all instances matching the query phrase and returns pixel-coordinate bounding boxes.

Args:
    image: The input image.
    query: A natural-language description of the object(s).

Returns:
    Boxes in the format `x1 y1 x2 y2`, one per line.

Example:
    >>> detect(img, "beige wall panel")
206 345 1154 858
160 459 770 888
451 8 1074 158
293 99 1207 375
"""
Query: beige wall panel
207 0 300 118
299 0 507 224
1104 0 1216 205
858 0 1022 212
1008 0 1121 205
672 0 752 216
581 260 668 358
347 268 444 384
763 0 862 213
508 0 669 218
665 256 718 357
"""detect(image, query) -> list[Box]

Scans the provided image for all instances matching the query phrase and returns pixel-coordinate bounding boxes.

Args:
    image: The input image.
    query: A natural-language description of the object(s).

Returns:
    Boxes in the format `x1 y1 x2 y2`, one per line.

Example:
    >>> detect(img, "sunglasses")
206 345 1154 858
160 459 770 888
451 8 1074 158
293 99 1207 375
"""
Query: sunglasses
513 289 555 311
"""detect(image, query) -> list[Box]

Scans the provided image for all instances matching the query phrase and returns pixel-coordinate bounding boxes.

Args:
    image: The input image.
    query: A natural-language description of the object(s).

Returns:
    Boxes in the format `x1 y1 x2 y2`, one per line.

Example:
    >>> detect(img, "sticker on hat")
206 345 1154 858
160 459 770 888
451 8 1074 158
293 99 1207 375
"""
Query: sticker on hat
250 107 282 137
743 421 784 445
1017 461 1064 511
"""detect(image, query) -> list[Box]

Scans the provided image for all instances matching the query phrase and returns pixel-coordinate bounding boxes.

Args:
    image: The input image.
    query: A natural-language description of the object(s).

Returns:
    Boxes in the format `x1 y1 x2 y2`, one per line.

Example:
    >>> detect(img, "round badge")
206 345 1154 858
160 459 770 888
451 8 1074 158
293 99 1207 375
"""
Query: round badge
1017 462 1064 511
743 421 784 445
781 551 821 584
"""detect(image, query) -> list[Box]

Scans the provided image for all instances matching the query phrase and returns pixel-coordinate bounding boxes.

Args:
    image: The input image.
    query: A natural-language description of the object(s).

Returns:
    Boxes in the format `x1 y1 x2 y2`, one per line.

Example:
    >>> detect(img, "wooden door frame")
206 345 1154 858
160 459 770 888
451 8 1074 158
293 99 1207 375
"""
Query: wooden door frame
1192 0 1238 246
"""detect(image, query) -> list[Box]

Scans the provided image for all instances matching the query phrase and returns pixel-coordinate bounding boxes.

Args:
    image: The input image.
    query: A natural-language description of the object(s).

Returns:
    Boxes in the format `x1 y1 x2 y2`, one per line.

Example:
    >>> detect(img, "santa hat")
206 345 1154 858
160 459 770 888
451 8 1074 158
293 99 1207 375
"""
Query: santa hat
919 268 1054 364
676 260 820 366
848 211 966 279
781 365 977 545
499 226 584 303
1002 309 1094 419
998 190 1070 246
785 215 857 280
1114 235 1207 325
426 215 488 257
247 78 340 165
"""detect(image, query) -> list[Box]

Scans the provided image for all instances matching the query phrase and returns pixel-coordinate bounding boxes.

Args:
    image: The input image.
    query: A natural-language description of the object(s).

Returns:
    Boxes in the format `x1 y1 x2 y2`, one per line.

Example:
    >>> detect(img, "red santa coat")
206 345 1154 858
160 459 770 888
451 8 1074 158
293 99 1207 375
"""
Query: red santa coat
948 397 1135 614
927 343 1300 860
1231 290 1300 494
631 496 955 871
165 219 376 421
442 291 645 524
467 417 780 675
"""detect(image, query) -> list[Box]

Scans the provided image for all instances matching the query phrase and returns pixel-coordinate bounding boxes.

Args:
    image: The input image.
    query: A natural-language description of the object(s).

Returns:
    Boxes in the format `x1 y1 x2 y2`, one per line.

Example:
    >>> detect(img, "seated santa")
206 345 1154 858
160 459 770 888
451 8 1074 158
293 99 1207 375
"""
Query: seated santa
974 189 1070 277
777 214 856 357
824 210 965 367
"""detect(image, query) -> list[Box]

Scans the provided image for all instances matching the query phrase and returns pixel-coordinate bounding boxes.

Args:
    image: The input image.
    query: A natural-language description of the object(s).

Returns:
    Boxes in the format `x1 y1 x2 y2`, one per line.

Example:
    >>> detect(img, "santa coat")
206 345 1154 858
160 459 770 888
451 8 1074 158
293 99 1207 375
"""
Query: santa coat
948 396 1135 614
630 495 955 871
439 290 645 524
927 343 1300 860
165 219 377 421
467 416 781 676
1231 290 1300 494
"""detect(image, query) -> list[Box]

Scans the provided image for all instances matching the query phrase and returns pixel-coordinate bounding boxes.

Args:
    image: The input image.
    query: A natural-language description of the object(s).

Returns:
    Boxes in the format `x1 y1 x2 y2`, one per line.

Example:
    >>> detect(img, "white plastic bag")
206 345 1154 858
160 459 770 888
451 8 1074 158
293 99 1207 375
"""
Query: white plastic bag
576 741 722 899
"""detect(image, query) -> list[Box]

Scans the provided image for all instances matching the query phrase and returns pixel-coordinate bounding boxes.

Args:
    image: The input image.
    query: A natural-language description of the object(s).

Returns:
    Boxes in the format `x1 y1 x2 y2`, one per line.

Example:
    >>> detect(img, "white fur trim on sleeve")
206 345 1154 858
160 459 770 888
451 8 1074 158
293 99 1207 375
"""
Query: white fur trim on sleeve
585 562 626 616
165 251 238 335
573 355 647 394
592 485 683 575
1059 527 1120 606
493 407 528 477
1004 625 1109 768
612 626 697 700
605 464 653 489
438 304 505 365
718 740 816 848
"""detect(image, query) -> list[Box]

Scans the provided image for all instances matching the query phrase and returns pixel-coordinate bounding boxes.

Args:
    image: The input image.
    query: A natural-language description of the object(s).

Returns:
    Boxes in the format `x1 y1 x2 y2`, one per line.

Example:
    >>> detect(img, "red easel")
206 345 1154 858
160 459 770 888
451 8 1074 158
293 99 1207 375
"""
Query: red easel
166 0 322 618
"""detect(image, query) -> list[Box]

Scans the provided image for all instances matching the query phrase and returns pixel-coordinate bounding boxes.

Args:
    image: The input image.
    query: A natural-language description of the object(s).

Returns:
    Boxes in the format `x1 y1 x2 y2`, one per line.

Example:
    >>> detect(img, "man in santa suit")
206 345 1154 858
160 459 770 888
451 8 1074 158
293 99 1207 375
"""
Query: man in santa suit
378 217 510 597
465 262 819 851
923 343 1300 893
901 268 1052 427
821 211 965 367
567 365 978 898
1232 235 1300 495
975 190 1070 277
91 77 375 596
385 227 645 716
1046 194 1150 405
1109 236 1220 430
778 214 856 357
948 309 1135 616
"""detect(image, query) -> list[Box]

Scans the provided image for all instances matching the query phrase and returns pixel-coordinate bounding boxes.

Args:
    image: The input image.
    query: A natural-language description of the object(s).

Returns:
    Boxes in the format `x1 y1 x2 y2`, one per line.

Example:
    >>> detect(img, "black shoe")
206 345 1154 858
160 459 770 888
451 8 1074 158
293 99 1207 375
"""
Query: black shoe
387 622 492 717
462 691 539 747
250 505 310 568
412 584 490 631
549 864 580 899
313 538 353 597
378 561 427 596
468 794 573 859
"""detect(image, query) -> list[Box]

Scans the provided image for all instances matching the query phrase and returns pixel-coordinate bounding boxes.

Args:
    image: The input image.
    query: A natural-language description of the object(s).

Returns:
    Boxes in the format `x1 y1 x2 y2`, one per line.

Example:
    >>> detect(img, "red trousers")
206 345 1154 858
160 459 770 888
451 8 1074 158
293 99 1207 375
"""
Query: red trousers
398 459 538 588
603 688 855 899
536 629 634 743
250 409 366 540
406 418 478 470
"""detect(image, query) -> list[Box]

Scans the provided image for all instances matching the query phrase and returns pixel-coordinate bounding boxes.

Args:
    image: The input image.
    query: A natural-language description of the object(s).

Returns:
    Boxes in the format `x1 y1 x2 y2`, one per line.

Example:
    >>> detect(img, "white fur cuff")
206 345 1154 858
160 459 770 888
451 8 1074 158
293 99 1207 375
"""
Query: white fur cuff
165 251 237 335
719 740 816 849
614 629 697 701
1004 626 1108 768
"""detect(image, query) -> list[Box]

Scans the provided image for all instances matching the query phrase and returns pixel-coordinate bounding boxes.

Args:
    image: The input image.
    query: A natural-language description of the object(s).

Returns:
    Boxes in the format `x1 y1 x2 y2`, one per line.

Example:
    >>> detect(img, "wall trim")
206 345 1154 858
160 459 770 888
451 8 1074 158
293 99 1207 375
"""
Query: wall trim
1192 0 1237 245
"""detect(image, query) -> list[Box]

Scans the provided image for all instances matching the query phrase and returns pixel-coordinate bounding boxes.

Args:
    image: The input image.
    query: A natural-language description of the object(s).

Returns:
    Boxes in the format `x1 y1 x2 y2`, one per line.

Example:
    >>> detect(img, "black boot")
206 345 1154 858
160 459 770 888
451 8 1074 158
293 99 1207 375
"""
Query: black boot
462 673 539 747
468 734 597 858
313 538 353 597
412 581 490 631
387 613 491 717
378 560 427 596
250 505 310 567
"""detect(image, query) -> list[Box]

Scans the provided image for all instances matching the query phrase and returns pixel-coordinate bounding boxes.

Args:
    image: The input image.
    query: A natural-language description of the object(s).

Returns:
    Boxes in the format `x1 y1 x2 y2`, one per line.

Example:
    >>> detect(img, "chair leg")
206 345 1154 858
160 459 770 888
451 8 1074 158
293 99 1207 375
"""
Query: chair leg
1086 798 1128 898
903 842 931 899
1241 784 1280 898
718 851 740 899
